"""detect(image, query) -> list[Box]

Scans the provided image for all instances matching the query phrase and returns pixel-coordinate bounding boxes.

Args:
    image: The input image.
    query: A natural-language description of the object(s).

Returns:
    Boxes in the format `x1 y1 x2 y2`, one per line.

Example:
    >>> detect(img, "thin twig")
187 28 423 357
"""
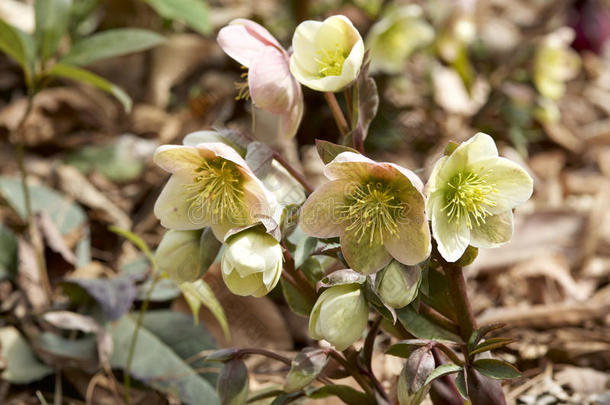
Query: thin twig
327 349 375 399
272 151 314 194
323 92 349 138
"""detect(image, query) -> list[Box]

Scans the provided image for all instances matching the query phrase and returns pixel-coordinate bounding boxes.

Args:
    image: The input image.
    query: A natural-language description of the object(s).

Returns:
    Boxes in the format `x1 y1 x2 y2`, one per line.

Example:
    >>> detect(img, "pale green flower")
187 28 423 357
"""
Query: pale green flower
155 230 203 283
153 135 275 241
366 4 434 74
300 152 430 274
221 229 282 297
376 261 421 309
290 15 365 92
309 284 368 351
426 133 534 262
533 27 581 100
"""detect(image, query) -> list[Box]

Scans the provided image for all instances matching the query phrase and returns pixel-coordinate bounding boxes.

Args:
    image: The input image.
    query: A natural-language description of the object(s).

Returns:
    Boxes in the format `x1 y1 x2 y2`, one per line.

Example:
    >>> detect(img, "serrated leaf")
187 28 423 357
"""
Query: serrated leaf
472 358 521 380
470 337 514 357
0 176 86 235
180 280 229 340
294 236 317 268
306 384 370 405
396 305 461 342
0 327 53 384
423 363 462 386
315 139 359 164
385 339 434 358
48 63 132 112
35 0 71 60
60 28 165 66
143 0 211 35
110 314 219 404
467 323 506 352
0 224 18 281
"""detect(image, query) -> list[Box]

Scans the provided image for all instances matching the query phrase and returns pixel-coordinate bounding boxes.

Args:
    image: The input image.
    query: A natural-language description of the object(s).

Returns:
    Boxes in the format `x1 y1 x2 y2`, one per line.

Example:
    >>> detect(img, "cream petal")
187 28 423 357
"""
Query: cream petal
470 210 514 248
324 152 380 181
291 20 322 73
314 17 350 51
385 214 431 266
153 145 203 175
249 46 293 115
443 132 499 175
197 142 250 171
222 268 264 296
182 130 227 146
428 192 470 262
340 230 392 274
299 180 349 238
318 287 367 350
385 162 425 193
296 74 352 93
471 157 534 213
154 175 208 230
425 155 449 195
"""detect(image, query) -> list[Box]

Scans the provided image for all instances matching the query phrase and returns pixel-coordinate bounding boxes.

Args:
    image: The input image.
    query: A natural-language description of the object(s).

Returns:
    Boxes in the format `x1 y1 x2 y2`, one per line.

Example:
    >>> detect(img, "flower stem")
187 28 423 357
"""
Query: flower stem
237 348 292 366
442 263 477 343
13 93 51 299
272 151 314 194
323 92 349 138
419 302 461 336
282 245 318 305
124 274 161 405
327 349 376 399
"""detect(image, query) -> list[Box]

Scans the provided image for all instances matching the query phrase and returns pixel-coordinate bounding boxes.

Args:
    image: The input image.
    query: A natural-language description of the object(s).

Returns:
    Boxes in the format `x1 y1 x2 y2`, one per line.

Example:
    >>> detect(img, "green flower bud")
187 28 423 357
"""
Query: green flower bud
397 346 434 405
309 284 368 351
376 261 421 309
284 348 328 393
155 230 204 283
221 229 282 298
217 358 249 405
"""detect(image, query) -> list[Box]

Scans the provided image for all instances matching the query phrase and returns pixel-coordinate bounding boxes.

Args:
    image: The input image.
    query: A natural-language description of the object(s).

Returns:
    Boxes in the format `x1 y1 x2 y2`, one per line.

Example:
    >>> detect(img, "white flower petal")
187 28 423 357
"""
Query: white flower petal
470 210 514 248
428 193 470 262
154 175 208 230
153 145 203 175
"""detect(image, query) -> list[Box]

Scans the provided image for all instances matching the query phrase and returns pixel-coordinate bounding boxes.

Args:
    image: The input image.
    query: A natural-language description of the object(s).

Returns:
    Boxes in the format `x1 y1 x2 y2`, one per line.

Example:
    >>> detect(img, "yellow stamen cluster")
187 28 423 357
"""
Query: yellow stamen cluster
442 171 497 228
315 44 348 77
234 68 250 100
184 158 245 223
339 181 403 245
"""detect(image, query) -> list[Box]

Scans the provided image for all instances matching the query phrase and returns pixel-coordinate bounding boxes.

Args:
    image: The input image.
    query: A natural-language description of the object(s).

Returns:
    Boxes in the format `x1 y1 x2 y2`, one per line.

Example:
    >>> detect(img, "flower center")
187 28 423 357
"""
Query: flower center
338 181 403 245
234 67 250 100
315 44 348 77
184 157 245 223
442 171 497 228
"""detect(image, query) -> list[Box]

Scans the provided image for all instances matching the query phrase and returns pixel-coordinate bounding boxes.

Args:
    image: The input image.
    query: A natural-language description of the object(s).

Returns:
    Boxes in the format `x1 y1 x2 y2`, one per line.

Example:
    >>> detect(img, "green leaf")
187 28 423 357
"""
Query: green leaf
467 323 506 352
0 327 53 384
470 337 513 357
60 28 165 66
315 140 359 164
180 280 230 341
108 226 155 266
294 236 317 268
0 176 86 235
306 385 370 405
48 63 132 112
110 314 219 404
34 0 71 60
0 224 18 281
64 143 145 182
396 305 461 342
385 339 434 358
284 348 328 393
140 310 217 382
143 0 211 35
281 278 313 317
423 363 463 386
472 358 521 380
0 19 31 76
454 370 468 399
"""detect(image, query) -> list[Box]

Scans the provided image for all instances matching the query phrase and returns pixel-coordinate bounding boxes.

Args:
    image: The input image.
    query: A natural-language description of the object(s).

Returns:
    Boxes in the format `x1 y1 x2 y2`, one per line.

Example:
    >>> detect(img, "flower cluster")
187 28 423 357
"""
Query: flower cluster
151 15 534 368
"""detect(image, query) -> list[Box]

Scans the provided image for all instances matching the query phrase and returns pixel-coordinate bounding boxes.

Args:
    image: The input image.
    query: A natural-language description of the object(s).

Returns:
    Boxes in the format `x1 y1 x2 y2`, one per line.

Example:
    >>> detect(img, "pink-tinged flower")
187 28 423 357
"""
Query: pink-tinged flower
153 141 275 241
217 19 304 138
300 152 431 274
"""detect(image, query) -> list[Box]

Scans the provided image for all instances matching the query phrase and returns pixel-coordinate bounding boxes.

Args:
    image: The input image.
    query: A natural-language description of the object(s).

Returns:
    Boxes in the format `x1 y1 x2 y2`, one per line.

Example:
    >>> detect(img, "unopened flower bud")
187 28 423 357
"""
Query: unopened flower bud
221 229 282 298
376 261 421 309
217 358 249 405
155 230 204 283
309 284 368 351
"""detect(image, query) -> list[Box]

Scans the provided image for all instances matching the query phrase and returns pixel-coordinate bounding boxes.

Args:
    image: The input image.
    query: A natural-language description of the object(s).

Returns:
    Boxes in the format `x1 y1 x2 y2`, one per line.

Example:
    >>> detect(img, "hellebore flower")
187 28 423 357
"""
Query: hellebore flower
153 140 275 241
217 19 304 137
309 284 368 351
155 229 203 283
426 133 534 262
221 229 283 297
366 4 434 74
533 27 581 100
290 15 365 92
300 152 430 274
376 261 421 309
